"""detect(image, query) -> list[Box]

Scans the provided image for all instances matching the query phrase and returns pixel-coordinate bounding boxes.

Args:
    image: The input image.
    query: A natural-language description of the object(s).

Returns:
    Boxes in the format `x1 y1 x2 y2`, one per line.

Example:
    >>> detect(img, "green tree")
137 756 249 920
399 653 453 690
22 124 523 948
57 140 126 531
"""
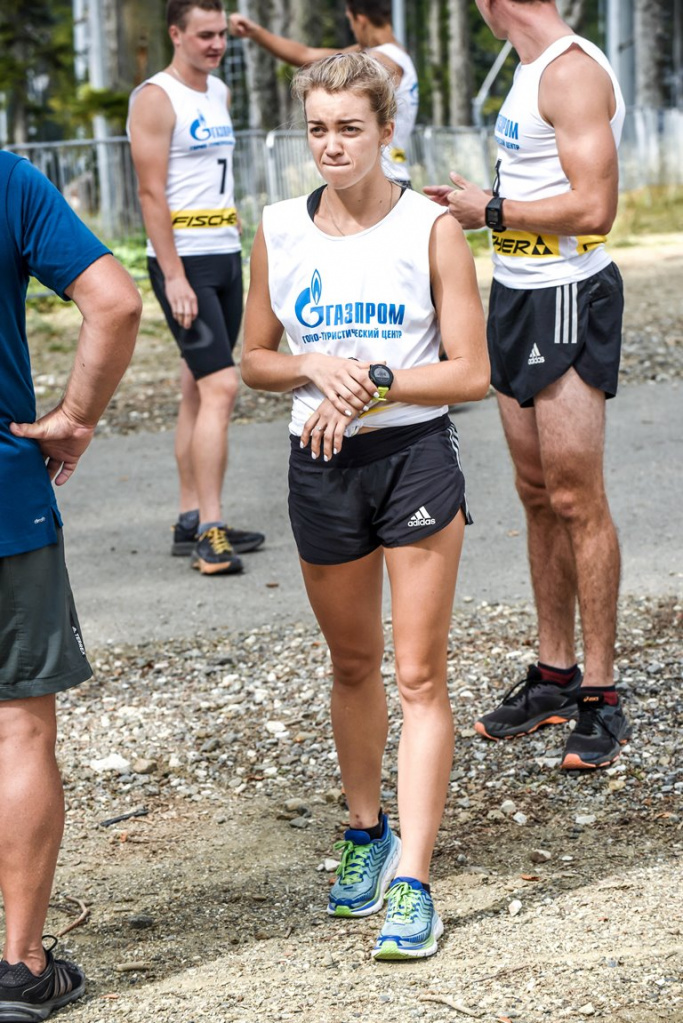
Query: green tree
0 0 76 143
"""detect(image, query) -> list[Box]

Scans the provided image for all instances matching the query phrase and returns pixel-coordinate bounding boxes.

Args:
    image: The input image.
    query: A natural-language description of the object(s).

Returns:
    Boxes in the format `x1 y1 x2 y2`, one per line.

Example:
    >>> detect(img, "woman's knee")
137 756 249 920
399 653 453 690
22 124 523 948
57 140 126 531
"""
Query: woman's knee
395 660 445 704
331 648 382 689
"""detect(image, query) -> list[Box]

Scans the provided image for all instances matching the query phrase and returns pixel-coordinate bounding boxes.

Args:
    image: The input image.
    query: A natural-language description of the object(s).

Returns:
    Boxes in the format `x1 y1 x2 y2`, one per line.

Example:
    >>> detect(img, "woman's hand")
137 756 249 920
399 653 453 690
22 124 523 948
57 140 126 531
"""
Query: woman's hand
301 398 356 460
305 355 376 416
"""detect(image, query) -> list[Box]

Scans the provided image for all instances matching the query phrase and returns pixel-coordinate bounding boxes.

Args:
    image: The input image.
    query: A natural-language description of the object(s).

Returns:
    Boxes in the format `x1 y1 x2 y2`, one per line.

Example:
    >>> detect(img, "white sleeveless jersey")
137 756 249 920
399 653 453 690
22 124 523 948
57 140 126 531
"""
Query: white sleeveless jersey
262 188 447 436
372 43 418 183
128 72 240 258
492 35 625 289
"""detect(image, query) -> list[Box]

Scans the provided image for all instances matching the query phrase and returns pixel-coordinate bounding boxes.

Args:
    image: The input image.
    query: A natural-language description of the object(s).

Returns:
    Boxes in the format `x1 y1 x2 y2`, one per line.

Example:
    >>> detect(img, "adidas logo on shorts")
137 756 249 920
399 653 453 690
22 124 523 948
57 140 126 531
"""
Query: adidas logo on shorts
528 343 545 365
407 505 436 528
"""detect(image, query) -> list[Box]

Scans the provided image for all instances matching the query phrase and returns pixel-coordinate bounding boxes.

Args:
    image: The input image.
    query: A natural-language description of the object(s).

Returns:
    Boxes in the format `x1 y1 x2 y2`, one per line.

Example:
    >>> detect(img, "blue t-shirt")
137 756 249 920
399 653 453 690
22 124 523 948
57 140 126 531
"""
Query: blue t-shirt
0 152 109 557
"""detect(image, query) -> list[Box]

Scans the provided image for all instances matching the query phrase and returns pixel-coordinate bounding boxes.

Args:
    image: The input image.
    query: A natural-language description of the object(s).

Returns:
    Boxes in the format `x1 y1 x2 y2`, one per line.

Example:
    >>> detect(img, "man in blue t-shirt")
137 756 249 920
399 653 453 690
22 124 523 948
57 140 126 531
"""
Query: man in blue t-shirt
0 151 141 1019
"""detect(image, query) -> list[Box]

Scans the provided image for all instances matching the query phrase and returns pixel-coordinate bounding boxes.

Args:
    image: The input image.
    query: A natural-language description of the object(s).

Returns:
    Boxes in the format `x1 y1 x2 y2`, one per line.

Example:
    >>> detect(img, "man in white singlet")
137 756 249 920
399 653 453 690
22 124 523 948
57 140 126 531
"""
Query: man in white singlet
228 0 418 185
426 0 632 771
128 0 264 576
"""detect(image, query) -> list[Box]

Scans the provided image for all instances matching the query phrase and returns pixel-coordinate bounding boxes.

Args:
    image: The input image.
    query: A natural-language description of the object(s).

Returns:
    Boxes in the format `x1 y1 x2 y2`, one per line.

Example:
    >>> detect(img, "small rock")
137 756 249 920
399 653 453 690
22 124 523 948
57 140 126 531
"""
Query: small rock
578 1004 595 1016
487 809 506 822
265 720 287 734
508 899 523 916
530 849 552 864
132 758 158 775
512 811 528 826
324 788 343 804
289 816 310 829
128 914 155 930
575 814 597 826
200 738 220 753
324 858 340 872
284 798 310 814
89 753 131 775
501 799 517 815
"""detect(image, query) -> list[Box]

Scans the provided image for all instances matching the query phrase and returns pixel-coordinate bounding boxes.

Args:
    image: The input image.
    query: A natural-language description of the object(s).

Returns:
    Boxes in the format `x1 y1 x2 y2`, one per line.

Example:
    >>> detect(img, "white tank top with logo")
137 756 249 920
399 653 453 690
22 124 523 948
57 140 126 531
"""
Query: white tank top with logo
262 188 447 436
372 43 418 183
128 72 240 257
492 35 625 289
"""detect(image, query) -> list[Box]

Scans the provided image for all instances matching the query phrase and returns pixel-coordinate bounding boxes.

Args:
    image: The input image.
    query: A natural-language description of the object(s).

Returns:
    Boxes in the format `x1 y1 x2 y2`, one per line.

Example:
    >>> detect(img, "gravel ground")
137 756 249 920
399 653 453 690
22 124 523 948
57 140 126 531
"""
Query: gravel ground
41 595 682 1023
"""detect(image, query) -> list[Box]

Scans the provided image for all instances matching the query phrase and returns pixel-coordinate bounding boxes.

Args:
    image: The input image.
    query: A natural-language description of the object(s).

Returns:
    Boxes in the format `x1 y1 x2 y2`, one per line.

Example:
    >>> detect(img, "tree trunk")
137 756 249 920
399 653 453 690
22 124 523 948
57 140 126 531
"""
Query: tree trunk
118 0 170 90
635 0 669 107
448 0 471 126
557 0 586 30
239 0 282 130
428 0 444 126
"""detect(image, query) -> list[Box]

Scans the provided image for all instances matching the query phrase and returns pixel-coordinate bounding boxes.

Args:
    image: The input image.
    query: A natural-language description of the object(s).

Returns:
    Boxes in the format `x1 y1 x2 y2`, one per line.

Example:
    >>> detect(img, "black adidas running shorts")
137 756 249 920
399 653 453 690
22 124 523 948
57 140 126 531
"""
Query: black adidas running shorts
148 251 243 380
0 529 92 700
288 414 471 566
487 262 623 407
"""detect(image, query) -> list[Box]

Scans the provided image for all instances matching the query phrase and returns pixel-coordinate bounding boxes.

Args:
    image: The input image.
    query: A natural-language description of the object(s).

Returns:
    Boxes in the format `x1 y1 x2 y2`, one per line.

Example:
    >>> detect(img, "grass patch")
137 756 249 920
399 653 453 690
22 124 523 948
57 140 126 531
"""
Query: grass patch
612 186 683 244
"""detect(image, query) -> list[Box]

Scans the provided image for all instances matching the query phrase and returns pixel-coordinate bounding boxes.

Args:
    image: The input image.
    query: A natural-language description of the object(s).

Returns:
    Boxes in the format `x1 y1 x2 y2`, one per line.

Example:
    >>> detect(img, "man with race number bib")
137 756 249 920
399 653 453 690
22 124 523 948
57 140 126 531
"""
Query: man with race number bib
426 0 632 771
128 0 264 575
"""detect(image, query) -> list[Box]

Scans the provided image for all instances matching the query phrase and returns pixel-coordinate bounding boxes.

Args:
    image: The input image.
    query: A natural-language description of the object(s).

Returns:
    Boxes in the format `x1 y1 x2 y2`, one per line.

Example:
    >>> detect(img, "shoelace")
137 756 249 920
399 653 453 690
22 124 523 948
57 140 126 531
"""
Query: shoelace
385 882 421 923
573 698 619 740
203 527 233 555
333 839 373 885
500 667 547 707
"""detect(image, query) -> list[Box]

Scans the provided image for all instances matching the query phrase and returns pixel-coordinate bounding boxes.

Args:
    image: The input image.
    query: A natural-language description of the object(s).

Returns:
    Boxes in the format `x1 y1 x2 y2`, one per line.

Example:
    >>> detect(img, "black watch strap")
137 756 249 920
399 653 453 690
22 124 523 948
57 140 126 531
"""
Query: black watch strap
485 195 506 232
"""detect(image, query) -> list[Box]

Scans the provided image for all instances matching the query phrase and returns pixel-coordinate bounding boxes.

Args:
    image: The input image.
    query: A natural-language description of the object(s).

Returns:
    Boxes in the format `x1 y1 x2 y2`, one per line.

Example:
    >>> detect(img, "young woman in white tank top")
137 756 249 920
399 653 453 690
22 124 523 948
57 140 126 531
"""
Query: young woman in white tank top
241 53 489 961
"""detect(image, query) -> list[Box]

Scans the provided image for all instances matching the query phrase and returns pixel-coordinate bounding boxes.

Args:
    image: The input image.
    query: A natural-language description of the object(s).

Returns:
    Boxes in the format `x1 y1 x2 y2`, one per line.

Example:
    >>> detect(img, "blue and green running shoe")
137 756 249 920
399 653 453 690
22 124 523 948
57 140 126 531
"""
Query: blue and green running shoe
327 814 401 918
372 877 444 960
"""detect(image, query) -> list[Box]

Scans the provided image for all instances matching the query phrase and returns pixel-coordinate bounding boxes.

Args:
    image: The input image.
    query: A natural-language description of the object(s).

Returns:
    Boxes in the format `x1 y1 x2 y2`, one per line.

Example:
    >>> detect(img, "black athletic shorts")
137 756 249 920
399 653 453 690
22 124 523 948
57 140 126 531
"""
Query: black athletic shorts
0 530 92 700
148 251 243 380
487 262 623 407
288 414 471 566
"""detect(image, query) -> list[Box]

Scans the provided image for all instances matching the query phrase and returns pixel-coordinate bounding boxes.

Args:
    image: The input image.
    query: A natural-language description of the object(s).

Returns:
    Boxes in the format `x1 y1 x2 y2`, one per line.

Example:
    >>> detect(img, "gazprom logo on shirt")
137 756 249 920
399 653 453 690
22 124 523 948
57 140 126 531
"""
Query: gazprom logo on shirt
294 270 406 340
190 110 235 145
495 113 520 151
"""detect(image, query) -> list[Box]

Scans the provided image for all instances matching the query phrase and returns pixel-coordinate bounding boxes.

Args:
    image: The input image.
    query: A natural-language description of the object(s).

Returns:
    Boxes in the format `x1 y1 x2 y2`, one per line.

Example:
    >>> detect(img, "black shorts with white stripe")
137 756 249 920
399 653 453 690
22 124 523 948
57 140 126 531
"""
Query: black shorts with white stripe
288 414 471 565
487 262 623 408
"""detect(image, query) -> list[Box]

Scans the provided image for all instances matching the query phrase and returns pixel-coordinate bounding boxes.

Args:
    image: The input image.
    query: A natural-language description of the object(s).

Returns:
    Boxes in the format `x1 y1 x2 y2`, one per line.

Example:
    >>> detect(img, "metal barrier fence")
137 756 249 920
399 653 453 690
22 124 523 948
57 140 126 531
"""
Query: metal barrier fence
6 108 683 244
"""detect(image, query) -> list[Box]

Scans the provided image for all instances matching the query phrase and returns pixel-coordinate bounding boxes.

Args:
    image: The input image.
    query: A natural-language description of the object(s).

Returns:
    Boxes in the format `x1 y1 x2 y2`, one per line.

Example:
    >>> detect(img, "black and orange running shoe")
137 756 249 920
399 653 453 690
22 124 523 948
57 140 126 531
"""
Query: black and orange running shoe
561 691 632 770
474 664 581 740
191 526 244 576
174 521 264 556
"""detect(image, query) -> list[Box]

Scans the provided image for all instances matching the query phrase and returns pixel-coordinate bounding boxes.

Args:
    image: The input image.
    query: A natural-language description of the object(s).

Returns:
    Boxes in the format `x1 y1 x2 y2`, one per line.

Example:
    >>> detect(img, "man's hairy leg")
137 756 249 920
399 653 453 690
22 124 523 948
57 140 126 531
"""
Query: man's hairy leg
497 390 577 668
534 370 620 687
175 361 200 514
193 367 239 524
0 695 63 974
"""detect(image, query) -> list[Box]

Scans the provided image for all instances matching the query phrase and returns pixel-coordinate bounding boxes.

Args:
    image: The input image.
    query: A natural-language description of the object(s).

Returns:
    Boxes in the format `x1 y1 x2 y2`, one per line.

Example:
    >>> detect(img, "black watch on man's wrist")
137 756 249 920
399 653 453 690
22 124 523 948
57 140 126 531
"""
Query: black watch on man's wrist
368 364 394 400
485 195 506 232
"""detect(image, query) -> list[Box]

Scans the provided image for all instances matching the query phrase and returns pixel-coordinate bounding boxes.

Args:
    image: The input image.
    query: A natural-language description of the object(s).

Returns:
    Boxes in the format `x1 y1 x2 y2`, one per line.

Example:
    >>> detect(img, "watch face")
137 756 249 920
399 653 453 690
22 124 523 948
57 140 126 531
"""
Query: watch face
486 198 503 230
371 365 392 387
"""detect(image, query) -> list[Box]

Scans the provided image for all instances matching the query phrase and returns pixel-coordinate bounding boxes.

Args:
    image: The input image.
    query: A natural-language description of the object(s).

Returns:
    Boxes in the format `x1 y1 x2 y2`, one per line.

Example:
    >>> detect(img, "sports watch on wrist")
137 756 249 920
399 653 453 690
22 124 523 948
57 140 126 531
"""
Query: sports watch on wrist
485 195 506 232
368 364 394 400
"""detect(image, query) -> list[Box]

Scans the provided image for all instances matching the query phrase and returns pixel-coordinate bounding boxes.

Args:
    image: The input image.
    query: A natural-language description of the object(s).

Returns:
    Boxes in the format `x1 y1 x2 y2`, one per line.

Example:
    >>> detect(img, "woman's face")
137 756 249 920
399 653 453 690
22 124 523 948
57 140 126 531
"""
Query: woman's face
304 87 393 190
